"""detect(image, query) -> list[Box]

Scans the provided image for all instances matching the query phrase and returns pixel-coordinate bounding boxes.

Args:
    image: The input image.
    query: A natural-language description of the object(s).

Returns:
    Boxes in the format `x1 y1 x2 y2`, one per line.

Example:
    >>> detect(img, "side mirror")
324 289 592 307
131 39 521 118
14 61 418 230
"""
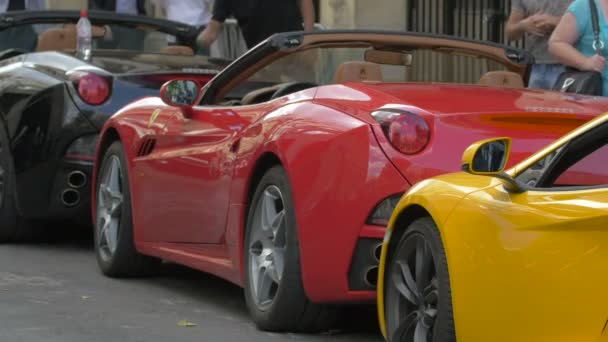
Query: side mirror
160 80 201 108
461 137 526 193
462 138 511 175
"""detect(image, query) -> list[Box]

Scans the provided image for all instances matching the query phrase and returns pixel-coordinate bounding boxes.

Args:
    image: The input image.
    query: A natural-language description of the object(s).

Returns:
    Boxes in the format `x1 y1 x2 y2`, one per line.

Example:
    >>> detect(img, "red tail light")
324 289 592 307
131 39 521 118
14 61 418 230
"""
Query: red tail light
372 110 430 154
69 71 111 105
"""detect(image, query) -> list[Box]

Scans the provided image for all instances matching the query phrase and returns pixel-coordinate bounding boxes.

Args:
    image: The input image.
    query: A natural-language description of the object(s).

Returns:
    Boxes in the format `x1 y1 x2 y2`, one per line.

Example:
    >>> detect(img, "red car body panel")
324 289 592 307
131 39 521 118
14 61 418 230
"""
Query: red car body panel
94 81 608 303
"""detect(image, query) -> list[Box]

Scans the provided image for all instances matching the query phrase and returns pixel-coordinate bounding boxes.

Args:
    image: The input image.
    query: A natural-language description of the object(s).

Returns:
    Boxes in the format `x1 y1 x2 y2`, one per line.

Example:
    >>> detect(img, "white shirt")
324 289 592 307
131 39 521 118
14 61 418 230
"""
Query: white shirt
115 0 139 15
0 0 46 13
155 0 213 27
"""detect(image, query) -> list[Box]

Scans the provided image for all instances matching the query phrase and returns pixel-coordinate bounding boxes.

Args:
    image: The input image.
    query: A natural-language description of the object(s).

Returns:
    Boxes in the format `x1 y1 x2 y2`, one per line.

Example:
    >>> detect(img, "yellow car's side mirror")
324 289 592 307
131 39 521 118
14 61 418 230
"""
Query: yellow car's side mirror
461 137 526 193
461 137 511 175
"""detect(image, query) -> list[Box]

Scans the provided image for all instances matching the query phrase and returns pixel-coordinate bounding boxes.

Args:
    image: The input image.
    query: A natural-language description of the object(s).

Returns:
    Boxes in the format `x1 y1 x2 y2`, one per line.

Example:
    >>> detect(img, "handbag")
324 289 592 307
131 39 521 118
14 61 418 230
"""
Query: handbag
552 0 604 95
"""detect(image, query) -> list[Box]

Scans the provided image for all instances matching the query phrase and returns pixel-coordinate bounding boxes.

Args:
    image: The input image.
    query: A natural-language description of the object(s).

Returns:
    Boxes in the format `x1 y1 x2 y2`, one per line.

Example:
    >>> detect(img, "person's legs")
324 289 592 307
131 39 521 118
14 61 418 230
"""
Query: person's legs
527 64 548 89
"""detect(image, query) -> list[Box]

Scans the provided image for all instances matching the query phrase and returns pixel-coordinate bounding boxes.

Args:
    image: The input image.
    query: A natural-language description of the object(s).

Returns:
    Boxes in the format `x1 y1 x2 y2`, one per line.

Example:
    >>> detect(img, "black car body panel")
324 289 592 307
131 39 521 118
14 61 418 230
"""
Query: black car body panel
0 11 227 225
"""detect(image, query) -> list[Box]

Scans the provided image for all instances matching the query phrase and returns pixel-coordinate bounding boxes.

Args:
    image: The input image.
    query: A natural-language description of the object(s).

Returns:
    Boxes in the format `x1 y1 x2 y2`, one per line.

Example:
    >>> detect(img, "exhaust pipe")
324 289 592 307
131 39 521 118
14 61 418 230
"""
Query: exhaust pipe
373 243 382 263
61 189 80 207
363 266 379 288
67 171 87 189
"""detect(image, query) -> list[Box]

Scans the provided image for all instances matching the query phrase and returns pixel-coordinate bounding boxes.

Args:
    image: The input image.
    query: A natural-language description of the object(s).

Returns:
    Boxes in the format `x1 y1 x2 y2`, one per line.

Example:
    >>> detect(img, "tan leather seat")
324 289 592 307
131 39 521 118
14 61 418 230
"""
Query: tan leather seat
333 61 384 83
161 45 195 56
36 27 76 52
479 71 524 89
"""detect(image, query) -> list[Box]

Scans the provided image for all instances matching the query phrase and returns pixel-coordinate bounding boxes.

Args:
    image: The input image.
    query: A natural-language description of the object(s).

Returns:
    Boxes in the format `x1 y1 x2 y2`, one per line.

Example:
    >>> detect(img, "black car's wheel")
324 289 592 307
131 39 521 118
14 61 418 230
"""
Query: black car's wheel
94 141 160 277
244 166 335 332
385 217 456 342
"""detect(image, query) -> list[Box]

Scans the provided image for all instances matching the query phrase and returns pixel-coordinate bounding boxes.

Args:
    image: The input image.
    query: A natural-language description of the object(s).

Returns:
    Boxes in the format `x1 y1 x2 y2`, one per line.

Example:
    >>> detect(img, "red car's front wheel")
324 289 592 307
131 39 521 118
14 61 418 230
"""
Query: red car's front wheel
94 141 159 277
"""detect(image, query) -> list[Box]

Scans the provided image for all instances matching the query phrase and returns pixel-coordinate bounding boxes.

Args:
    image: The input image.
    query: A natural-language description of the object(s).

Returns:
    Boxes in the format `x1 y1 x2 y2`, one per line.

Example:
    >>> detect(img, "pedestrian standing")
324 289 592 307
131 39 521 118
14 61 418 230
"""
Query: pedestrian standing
197 0 315 50
550 0 608 96
153 0 214 55
506 0 571 89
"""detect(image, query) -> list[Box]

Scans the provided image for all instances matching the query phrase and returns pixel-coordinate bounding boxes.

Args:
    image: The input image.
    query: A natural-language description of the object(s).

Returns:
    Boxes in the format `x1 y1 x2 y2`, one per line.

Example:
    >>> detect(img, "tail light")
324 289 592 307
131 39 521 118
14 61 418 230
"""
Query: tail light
371 109 430 154
69 71 111 106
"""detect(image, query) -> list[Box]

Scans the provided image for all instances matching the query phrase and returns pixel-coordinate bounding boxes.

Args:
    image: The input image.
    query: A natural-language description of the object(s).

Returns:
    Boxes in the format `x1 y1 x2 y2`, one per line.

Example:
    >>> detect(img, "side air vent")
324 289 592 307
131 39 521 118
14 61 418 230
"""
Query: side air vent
137 138 156 157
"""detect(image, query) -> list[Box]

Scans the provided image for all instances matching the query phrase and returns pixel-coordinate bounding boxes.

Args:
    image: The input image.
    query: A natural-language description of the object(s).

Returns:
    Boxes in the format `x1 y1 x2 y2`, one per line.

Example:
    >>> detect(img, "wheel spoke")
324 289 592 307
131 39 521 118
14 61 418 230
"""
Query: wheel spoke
107 219 118 252
396 260 420 303
256 267 275 305
414 320 429 342
415 238 432 291
261 190 277 232
108 158 121 194
270 210 286 246
391 311 418 342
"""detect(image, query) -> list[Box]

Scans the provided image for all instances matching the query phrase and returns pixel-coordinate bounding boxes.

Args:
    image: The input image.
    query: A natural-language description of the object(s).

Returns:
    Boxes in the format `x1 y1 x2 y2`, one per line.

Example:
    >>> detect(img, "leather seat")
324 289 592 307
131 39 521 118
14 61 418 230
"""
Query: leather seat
479 71 524 89
36 28 76 52
161 45 194 56
333 61 384 83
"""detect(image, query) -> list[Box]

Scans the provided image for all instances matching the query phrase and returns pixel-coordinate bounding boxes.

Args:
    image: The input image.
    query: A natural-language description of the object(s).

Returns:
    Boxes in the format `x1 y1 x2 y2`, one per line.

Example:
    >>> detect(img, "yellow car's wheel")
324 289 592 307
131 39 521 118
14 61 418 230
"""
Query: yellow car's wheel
385 217 455 342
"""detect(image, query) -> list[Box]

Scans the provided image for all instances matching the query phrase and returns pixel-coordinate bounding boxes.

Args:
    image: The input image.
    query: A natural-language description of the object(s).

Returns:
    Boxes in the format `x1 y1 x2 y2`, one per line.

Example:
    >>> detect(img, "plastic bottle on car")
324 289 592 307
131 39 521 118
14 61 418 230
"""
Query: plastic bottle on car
76 10 92 61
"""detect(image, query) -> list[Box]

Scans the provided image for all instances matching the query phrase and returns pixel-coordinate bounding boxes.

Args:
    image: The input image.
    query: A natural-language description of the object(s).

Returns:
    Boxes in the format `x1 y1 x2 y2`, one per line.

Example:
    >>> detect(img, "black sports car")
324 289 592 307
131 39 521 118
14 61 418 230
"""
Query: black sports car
0 11 229 241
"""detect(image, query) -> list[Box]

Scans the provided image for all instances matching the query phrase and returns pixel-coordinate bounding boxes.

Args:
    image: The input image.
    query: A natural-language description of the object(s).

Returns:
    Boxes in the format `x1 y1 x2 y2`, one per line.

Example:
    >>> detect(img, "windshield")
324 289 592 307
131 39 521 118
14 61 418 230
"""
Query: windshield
0 21 192 55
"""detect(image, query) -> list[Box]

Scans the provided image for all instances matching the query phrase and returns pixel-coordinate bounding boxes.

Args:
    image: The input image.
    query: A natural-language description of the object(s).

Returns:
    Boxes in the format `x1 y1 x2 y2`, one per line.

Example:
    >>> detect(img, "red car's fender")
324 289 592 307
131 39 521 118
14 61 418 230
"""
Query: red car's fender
226 100 410 302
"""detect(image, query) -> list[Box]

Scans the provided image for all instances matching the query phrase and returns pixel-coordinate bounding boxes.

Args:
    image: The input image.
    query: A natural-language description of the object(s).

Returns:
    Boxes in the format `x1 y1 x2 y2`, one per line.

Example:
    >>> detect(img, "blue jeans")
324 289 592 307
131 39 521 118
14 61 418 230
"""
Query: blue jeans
528 63 566 90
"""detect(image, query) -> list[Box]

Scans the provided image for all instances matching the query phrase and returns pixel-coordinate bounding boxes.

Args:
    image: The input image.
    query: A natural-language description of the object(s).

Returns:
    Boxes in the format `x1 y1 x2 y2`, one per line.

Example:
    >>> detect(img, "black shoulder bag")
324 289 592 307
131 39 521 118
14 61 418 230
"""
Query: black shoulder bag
552 0 604 95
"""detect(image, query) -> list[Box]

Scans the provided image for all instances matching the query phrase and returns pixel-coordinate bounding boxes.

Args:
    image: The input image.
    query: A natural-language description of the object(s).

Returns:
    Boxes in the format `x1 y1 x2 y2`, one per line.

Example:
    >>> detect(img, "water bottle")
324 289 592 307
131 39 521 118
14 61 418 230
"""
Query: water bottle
76 10 92 61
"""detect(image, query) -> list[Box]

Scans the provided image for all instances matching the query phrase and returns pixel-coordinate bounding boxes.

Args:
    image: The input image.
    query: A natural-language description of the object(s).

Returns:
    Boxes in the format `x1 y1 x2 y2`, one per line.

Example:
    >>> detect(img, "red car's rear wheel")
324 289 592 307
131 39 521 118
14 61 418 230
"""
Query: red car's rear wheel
244 165 336 332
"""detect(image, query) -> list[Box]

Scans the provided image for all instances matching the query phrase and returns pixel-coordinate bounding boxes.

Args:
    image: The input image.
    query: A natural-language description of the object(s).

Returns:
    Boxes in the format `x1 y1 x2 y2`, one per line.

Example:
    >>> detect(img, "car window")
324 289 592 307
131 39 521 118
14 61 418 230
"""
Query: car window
515 123 608 189
221 45 509 104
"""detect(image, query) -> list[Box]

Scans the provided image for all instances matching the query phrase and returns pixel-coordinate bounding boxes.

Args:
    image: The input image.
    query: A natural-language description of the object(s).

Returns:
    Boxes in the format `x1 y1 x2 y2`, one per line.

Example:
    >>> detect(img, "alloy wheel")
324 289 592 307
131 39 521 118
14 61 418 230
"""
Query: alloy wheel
96 156 124 262
248 185 287 309
387 234 438 342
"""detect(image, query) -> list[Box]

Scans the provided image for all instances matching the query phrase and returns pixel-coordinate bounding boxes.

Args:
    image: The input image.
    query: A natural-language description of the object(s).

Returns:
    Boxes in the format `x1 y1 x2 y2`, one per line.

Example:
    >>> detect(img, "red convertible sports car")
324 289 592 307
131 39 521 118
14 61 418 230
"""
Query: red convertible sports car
92 31 608 332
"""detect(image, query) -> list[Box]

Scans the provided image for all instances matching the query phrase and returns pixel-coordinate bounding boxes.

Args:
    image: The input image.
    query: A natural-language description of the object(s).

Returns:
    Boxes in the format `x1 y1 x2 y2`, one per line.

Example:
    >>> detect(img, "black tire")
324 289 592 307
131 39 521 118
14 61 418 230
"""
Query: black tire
244 166 336 332
0 121 41 242
94 141 160 277
385 217 456 342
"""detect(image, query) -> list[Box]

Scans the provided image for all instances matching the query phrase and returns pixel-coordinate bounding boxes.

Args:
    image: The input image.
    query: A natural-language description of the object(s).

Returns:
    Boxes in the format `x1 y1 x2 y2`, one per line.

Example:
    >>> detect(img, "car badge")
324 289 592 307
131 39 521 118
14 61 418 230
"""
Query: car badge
148 109 162 128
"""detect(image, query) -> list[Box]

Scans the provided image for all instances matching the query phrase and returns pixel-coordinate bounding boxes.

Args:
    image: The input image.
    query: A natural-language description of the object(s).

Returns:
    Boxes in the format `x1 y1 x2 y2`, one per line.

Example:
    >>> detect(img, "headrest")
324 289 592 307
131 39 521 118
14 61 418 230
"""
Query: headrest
479 71 525 89
161 45 195 56
36 28 76 52
333 61 384 83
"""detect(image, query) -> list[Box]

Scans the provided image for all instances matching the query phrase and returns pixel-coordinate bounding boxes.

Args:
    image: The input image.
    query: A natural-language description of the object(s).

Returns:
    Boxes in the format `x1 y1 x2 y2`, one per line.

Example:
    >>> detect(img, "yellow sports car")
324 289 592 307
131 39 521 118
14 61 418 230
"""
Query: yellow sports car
377 112 608 342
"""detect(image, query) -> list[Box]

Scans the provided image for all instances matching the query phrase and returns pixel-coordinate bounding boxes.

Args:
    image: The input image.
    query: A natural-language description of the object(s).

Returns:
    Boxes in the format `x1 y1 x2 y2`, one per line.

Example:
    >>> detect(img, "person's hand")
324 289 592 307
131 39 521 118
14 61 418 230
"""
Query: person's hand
534 13 560 32
583 54 606 72
519 13 547 36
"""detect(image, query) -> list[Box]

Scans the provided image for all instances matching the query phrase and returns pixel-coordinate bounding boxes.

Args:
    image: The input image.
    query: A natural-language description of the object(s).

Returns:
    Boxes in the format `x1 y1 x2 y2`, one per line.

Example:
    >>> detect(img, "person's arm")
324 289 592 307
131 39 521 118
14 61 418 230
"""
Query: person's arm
506 8 546 40
298 0 315 31
549 12 605 72
198 19 223 47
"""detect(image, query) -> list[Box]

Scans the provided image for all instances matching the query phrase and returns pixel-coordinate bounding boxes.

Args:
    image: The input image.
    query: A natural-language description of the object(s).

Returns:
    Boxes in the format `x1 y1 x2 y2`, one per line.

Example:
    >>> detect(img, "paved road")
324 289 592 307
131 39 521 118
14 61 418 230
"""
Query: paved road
0 227 382 342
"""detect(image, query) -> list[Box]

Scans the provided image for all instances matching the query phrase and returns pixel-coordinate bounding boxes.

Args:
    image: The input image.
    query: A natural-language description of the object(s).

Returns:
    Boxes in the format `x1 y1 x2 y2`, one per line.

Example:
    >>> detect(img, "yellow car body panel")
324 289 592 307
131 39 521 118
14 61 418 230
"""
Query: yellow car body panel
378 113 608 341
